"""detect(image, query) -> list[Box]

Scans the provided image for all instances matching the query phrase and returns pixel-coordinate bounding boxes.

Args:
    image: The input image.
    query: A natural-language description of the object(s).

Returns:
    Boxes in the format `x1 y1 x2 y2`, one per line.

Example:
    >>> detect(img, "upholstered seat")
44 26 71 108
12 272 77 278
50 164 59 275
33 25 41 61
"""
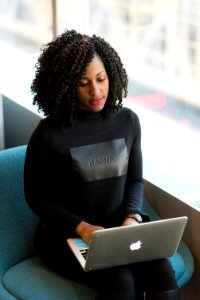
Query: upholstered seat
0 146 194 299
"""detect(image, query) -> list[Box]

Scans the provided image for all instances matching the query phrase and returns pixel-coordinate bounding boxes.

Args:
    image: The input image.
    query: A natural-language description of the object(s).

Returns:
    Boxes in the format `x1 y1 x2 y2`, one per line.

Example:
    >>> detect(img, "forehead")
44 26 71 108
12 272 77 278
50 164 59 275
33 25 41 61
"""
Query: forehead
83 55 106 77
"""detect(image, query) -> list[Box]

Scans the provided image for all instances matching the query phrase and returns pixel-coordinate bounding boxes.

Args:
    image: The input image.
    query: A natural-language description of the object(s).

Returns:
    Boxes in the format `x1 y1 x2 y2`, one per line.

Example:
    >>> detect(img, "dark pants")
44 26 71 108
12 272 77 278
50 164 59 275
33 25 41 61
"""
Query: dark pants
35 226 178 300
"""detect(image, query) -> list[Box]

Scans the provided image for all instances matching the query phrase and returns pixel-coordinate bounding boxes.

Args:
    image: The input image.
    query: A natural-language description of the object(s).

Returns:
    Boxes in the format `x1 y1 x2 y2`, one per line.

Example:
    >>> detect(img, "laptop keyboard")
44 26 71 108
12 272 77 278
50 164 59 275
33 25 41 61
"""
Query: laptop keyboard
80 248 88 260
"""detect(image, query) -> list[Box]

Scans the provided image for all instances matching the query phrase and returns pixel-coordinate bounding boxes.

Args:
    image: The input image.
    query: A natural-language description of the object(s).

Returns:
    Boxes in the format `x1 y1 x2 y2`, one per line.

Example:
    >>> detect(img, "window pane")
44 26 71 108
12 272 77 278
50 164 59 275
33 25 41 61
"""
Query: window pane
0 0 53 53
88 0 200 133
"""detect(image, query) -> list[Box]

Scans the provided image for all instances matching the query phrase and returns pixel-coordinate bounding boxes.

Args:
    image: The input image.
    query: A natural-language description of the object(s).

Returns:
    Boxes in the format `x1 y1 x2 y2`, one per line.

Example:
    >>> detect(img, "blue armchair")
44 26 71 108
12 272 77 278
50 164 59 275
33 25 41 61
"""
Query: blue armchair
0 146 194 299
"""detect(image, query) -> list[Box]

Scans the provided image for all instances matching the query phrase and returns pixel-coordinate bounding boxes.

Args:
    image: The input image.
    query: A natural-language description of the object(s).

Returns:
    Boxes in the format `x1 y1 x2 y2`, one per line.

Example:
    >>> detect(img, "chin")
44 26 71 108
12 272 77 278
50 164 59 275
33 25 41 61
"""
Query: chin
91 105 105 112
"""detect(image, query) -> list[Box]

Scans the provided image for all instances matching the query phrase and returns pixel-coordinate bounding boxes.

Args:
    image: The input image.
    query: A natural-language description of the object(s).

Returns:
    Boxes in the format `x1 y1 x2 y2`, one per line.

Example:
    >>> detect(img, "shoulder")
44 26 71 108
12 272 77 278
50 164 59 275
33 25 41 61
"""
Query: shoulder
115 107 140 125
120 107 138 117
28 117 61 145
34 116 62 133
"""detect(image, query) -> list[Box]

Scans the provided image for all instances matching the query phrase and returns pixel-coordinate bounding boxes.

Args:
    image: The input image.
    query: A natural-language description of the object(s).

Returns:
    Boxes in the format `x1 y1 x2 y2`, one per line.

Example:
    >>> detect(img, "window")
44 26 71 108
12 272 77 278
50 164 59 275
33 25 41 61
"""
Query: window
0 0 54 114
0 0 199 198
0 0 53 53
86 0 200 131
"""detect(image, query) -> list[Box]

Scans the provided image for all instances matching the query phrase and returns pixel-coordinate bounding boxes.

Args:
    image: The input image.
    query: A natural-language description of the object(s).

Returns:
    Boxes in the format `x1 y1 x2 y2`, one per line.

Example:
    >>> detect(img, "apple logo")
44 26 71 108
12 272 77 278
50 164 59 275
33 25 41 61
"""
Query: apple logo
130 240 142 251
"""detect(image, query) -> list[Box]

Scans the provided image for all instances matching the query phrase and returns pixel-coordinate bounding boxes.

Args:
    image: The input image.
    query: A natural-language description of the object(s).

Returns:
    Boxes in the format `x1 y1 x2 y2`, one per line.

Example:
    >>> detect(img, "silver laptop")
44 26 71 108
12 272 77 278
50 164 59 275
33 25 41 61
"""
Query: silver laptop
67 216 188 272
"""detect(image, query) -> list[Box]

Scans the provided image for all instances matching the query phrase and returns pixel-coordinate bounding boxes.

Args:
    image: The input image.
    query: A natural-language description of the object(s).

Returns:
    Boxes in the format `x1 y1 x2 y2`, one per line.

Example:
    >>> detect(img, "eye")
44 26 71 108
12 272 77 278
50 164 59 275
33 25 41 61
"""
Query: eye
98 77 106 82
79 81 88 87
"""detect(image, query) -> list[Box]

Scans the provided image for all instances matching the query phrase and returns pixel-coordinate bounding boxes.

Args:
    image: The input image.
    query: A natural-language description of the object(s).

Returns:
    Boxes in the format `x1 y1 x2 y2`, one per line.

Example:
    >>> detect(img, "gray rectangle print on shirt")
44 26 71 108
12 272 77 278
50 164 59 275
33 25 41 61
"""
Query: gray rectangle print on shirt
70 138 128 182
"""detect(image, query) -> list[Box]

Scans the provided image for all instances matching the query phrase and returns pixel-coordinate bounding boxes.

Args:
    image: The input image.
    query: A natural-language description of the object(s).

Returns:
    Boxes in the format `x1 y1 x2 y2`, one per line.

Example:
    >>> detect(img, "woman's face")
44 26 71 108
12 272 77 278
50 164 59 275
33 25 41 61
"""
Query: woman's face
77 55 109 112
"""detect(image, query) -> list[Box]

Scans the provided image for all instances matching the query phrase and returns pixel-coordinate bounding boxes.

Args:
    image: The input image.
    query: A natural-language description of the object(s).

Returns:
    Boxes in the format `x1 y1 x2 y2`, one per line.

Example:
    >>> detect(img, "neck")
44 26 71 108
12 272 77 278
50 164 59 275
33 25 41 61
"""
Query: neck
77 108 102 120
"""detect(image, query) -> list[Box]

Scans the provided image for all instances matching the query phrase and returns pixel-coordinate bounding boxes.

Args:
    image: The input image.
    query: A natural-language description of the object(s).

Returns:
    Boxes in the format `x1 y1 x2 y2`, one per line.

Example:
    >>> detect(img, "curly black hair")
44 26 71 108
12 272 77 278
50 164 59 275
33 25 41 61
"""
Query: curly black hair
31 29 128 127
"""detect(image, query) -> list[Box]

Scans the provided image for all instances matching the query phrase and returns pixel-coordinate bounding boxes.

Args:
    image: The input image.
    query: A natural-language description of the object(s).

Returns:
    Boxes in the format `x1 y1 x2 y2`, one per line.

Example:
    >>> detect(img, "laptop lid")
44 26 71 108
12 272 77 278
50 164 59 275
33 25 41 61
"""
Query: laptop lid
67 216 188 272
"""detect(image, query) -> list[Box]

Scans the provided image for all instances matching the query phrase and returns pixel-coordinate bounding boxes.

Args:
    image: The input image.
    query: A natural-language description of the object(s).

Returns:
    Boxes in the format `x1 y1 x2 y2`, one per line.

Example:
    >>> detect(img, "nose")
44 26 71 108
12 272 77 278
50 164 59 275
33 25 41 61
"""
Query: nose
89 82 99 96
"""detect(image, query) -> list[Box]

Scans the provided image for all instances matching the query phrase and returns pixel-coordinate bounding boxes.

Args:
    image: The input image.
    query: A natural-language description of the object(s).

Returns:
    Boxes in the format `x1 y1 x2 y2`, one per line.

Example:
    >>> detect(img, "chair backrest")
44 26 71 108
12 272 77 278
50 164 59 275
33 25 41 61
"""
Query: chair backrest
142 197 160 221
0 146 39 277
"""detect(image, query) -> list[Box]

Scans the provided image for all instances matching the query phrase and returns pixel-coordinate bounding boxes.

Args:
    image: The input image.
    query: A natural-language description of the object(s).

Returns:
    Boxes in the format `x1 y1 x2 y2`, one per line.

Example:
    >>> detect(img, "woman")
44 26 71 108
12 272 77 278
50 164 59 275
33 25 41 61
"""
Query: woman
24 29 179 300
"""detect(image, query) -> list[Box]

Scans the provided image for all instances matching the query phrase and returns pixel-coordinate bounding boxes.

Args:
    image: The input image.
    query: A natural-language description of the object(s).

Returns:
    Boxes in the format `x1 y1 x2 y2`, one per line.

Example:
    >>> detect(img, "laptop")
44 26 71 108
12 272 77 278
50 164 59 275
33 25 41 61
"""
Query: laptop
67 216 188 272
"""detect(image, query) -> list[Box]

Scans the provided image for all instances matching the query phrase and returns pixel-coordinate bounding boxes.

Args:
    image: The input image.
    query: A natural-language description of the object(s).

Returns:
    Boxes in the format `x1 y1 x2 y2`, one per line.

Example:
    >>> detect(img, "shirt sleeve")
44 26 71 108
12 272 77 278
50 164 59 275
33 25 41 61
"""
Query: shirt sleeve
24 121 83 237
123 112 150 222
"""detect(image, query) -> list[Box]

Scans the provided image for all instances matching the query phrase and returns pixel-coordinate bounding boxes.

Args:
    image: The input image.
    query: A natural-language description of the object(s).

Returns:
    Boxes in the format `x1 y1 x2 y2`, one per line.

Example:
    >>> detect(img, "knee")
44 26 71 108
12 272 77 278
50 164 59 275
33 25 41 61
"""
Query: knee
110 266 134 289
98 266 136 300
147 259 178 291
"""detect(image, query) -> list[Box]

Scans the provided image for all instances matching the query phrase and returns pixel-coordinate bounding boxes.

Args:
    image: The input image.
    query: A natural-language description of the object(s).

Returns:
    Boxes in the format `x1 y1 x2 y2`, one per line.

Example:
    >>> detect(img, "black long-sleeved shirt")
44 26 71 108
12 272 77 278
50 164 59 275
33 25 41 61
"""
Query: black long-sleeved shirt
24 107 149 239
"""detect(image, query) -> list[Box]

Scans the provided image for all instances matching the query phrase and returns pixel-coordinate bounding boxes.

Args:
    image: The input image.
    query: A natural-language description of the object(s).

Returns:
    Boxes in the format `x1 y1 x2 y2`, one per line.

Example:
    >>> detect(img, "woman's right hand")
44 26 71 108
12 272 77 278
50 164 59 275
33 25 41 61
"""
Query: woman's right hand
75 221 104 245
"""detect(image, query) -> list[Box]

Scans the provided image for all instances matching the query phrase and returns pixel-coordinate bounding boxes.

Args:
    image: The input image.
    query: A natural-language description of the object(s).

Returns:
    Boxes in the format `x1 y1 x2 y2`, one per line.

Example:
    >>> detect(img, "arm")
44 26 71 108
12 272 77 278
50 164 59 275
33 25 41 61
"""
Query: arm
122 113 150 225
24 122 83 237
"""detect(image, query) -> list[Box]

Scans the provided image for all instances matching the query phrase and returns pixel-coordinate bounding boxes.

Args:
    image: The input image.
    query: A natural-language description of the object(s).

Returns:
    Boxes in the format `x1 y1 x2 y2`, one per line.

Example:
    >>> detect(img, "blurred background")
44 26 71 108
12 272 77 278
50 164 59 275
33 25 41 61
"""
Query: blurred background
0 0 199 130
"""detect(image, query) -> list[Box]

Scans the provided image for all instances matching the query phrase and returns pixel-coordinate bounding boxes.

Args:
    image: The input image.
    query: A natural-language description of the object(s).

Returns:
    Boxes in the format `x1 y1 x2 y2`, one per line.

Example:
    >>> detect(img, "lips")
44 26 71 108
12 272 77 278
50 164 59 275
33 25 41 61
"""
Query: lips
88 97 104 106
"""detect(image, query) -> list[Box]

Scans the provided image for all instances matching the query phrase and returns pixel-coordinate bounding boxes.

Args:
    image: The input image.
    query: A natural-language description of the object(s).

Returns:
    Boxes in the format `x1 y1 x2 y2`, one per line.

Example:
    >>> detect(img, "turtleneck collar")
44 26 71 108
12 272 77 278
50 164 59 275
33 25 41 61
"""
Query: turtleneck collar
77 109 103 120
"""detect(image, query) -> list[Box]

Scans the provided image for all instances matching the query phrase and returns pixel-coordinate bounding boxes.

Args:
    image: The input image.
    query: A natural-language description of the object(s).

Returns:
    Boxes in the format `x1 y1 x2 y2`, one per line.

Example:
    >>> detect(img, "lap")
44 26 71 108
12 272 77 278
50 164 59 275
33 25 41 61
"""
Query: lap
35 226 177 293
